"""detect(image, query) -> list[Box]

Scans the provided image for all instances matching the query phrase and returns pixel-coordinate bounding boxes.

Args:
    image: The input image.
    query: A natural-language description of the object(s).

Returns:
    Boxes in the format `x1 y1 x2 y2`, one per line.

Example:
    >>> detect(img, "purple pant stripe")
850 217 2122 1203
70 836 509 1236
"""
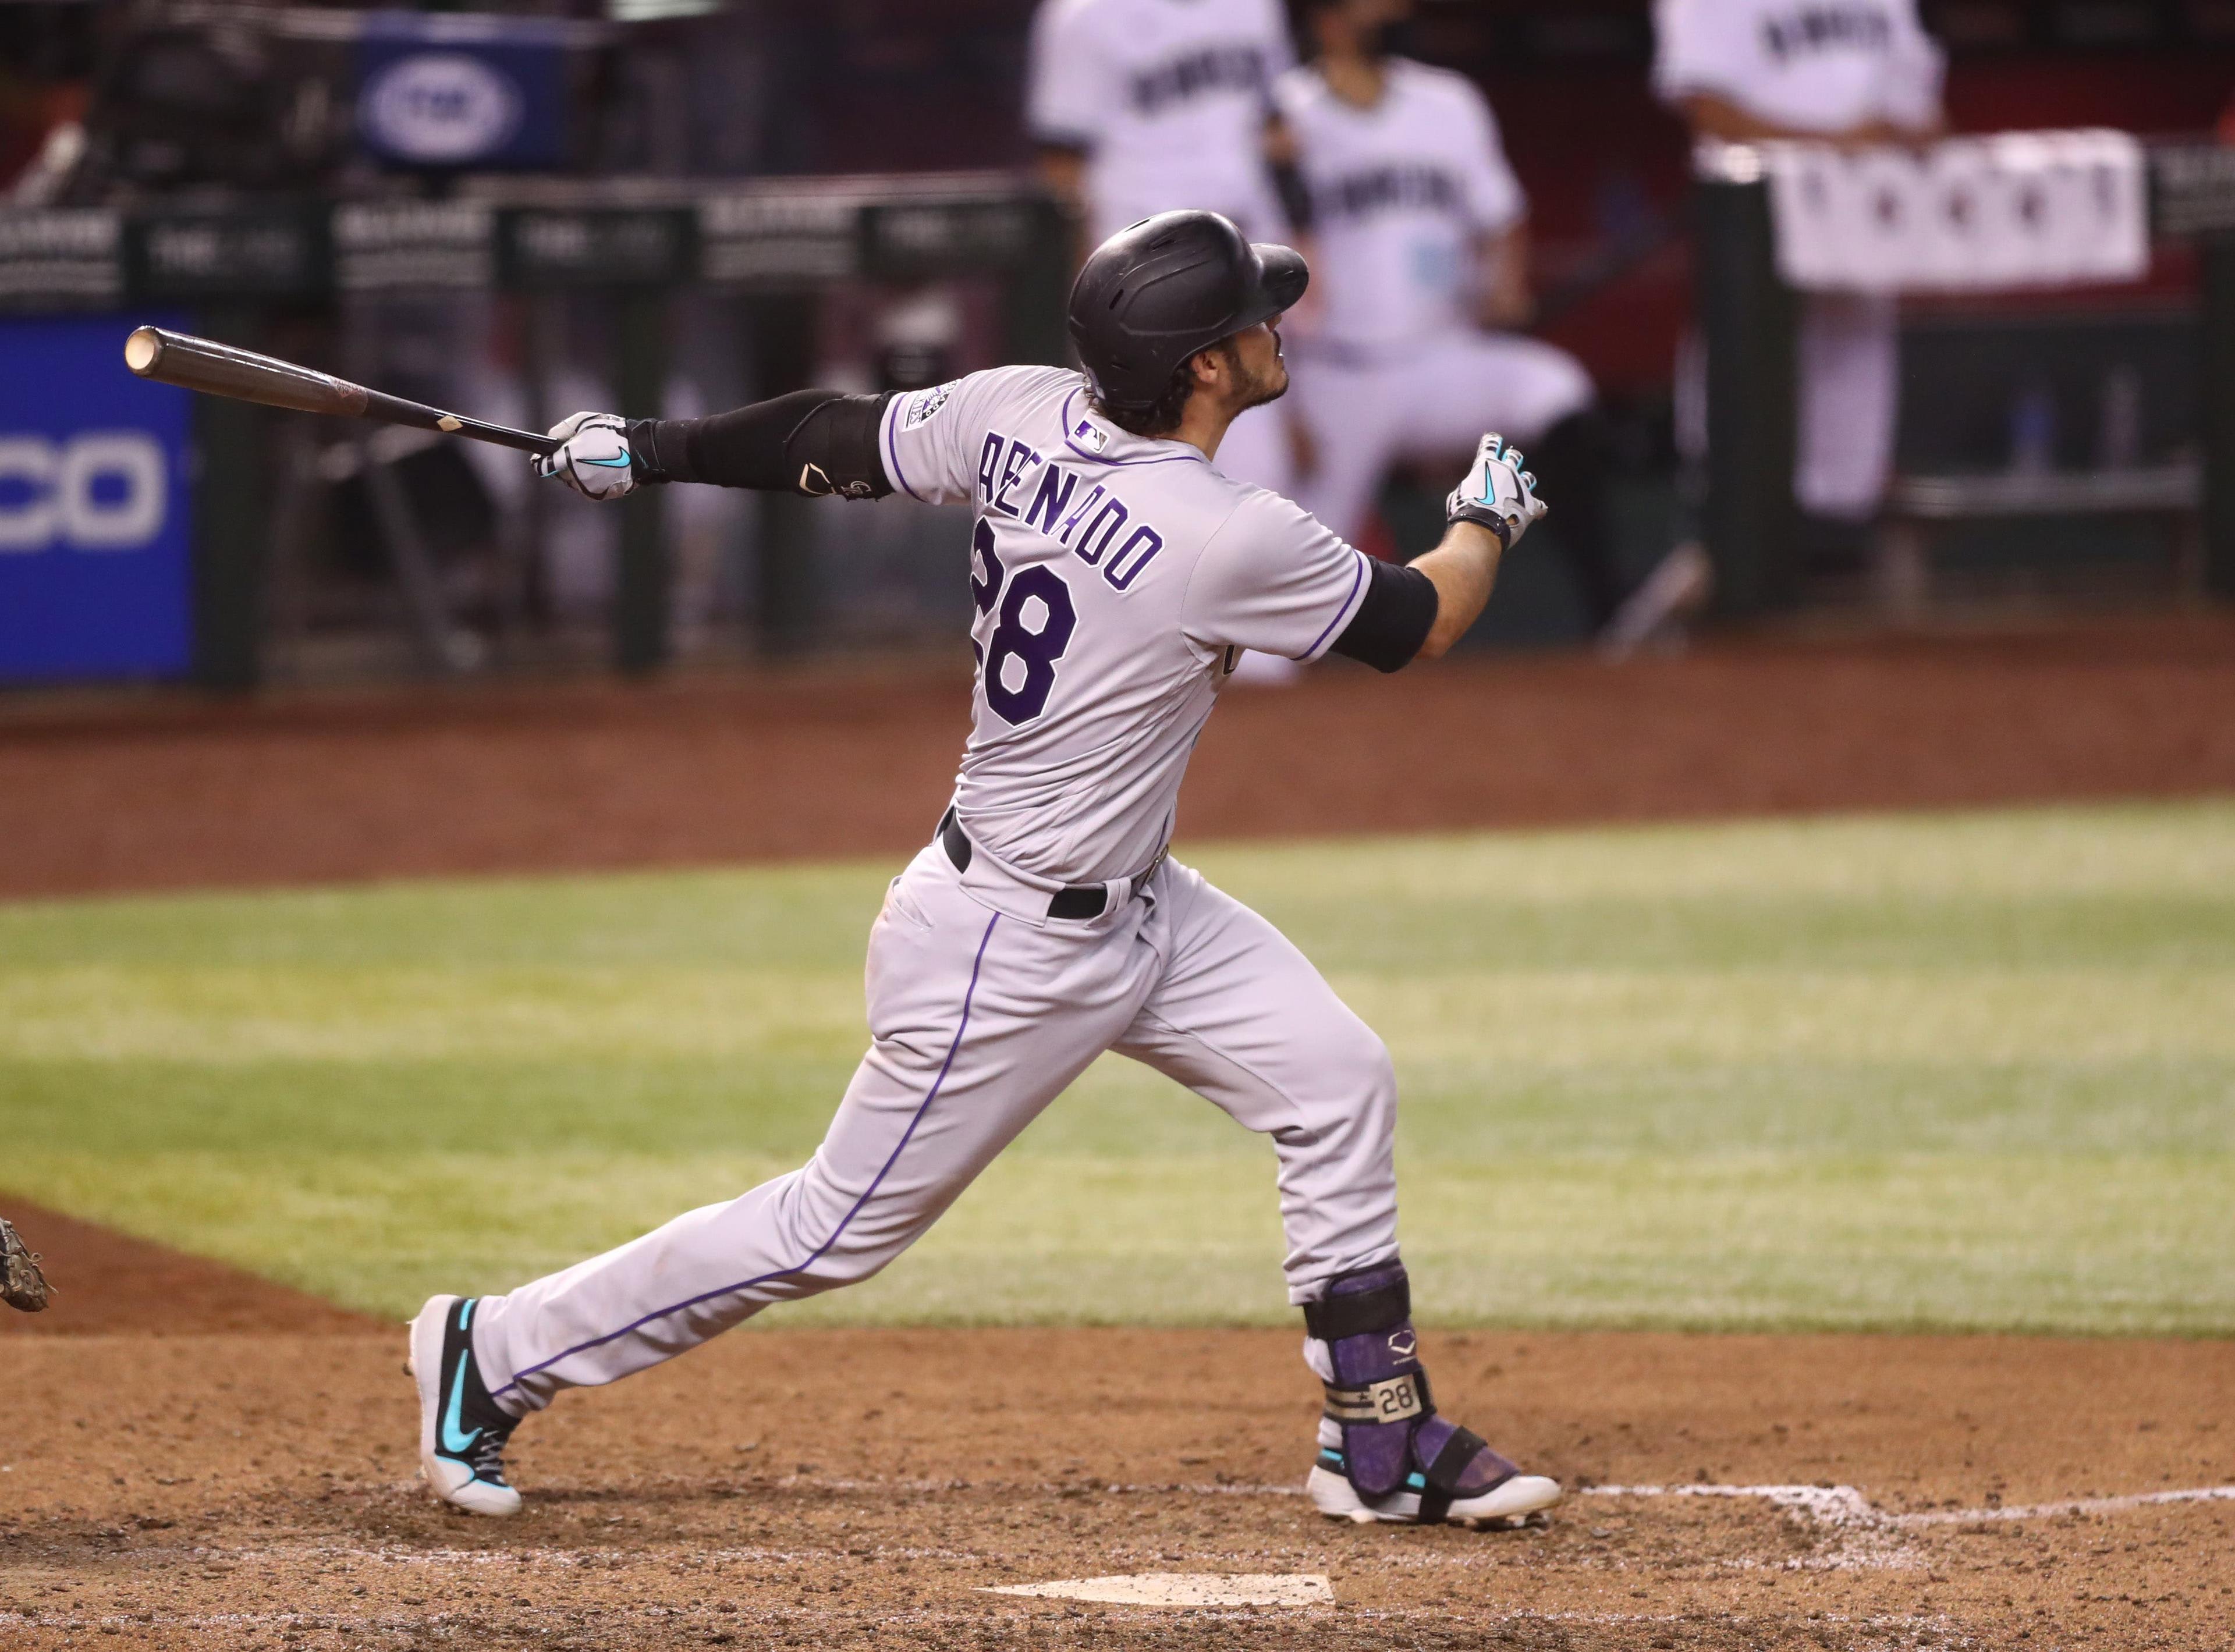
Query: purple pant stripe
490 911 1003 1399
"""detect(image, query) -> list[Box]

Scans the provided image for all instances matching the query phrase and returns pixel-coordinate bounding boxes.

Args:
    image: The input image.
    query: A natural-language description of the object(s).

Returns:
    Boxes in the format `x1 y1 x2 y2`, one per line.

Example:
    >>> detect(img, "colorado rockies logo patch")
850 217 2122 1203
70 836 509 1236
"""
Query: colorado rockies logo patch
904 380 959 431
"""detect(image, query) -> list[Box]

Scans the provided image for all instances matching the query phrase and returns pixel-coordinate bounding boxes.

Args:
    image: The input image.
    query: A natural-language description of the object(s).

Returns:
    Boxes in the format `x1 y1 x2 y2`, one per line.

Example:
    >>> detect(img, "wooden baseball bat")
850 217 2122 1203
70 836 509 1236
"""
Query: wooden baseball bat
123 326 560 457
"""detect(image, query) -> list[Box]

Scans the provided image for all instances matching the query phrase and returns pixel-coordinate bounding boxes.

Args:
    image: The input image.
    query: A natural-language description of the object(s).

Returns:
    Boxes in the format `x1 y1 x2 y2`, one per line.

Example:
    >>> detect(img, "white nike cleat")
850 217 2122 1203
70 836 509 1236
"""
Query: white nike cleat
1307 1458 1562 1529
407 1294 523 1516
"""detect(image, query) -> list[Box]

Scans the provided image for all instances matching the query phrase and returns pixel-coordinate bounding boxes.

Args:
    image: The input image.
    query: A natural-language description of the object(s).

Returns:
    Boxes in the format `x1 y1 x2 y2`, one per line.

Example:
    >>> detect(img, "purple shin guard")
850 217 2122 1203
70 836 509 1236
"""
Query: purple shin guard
1305 1264 1520 1521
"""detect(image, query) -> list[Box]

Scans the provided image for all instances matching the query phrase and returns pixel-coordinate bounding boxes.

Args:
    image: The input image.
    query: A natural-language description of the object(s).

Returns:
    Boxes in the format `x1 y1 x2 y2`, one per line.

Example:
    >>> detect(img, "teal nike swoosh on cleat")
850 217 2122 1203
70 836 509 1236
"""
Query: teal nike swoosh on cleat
442 1360 480 1456
440 1303 481 1457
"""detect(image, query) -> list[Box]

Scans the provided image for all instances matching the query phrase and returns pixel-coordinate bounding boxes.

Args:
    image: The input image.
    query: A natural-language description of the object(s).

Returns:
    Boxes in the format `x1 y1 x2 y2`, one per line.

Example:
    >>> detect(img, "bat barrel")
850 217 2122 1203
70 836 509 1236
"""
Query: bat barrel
122 325 560 456
123 326 370 420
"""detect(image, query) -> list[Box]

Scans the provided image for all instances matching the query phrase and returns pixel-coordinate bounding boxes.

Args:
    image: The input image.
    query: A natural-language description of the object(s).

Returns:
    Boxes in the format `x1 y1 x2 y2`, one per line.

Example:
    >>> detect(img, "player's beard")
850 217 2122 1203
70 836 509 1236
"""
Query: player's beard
1238 339 1290 411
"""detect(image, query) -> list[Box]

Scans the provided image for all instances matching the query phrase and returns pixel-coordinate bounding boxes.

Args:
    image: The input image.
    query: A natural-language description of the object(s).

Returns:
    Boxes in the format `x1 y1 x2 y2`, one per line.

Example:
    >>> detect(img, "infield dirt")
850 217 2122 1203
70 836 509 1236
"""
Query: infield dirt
3 617 2233 1647
3 1292 2230 1650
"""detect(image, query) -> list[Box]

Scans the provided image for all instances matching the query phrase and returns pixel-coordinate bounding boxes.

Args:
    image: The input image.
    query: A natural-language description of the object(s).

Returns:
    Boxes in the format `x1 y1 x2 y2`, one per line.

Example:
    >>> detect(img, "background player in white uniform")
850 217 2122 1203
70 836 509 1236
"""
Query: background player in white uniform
1027 0 1297 495
405 209 1563 1534
1278 0 1708 646
1655 0 1946 524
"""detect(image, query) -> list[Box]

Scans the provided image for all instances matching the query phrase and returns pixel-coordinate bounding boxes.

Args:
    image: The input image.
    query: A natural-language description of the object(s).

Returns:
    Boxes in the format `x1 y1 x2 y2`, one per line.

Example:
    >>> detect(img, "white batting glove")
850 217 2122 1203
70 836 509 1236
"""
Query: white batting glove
1446 432 1548 550
534 411 638 501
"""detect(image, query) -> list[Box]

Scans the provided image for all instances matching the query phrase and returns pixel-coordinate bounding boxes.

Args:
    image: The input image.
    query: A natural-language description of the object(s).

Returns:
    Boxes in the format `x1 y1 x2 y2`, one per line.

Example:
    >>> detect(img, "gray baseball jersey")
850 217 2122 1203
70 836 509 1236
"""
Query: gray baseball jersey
881 365 1371 884
466 368 1408 1419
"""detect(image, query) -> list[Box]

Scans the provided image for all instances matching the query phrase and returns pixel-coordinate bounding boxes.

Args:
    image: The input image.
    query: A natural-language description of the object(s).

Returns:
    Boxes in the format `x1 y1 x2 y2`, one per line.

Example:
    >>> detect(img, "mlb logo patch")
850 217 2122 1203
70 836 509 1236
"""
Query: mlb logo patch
1073 418 1109 454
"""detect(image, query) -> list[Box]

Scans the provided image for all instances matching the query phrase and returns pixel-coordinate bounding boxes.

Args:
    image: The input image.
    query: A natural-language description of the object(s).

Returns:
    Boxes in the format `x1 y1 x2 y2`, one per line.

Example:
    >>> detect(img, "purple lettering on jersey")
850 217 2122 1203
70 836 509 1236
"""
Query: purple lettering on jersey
974 420 1166 598
1057 481 1109 543
1022 463 1080 537
1073 497 1131 565
990 438 1038 518
976 433 1004 503
1103 524 1165 591
970 517 1005 616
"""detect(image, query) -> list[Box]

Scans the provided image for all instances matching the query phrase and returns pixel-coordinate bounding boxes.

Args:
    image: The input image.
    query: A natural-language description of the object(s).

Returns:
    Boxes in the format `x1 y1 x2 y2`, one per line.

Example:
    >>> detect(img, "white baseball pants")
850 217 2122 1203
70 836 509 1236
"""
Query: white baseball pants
1287 328 1596 545
473 837 1400 1413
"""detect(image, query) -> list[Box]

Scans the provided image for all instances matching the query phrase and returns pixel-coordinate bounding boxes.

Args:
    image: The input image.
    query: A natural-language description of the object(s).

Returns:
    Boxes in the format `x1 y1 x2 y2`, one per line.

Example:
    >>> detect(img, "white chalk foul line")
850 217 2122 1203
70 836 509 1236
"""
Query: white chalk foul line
1577 1482 2235 1570
1891 1484 2235 1526
1582 1483 1916 1569
1583 1481 2235 1527
984 1573 1333 1608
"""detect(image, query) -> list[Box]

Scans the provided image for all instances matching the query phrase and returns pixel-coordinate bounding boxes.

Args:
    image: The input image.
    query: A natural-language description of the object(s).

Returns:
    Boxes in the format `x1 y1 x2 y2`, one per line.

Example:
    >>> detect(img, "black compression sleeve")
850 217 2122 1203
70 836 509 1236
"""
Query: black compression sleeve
1330 557 1439 673
629 389 895 498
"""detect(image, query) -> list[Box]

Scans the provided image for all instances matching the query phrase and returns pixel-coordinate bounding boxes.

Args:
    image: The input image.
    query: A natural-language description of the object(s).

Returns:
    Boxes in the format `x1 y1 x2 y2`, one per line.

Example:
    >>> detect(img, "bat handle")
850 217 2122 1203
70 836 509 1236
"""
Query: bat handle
356 388 560 457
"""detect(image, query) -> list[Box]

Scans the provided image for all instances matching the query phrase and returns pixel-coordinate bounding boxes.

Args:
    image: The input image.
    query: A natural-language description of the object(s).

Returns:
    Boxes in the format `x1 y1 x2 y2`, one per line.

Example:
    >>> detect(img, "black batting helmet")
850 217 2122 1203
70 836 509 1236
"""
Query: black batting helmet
1067 210 1310 413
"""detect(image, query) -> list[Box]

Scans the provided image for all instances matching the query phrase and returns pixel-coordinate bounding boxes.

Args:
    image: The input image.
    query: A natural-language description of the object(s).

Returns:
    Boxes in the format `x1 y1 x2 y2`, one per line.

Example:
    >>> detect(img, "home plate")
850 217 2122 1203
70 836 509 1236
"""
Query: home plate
984 1573 1334 1607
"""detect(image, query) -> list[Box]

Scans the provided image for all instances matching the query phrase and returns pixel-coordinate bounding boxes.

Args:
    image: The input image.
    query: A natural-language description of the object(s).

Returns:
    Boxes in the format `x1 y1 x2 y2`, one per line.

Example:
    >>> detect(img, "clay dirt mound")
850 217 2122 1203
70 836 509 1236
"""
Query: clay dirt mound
0 1326 2228 1650
0 1198 377 1337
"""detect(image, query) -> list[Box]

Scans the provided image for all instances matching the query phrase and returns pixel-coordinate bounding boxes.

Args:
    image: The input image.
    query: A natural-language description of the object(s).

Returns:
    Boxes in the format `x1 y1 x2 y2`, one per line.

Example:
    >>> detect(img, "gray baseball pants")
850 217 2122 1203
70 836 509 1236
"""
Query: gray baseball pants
473 836 1400 1415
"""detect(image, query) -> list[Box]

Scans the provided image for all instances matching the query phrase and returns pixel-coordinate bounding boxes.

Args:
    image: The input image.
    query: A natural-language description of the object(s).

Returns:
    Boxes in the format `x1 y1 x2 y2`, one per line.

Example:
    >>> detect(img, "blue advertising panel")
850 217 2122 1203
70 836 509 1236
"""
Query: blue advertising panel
356 11 570 170
0 313 194 684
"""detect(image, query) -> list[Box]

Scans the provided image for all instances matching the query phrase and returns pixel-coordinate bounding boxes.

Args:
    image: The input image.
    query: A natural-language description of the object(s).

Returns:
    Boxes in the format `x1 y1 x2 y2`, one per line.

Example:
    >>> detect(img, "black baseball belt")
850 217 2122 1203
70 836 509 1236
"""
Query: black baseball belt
938 808 1165 921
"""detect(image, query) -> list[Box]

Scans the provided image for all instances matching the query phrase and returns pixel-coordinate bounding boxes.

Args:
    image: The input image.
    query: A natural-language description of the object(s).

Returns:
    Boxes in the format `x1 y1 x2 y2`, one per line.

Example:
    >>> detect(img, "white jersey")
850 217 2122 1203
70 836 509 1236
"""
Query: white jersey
1273 60 1526 353
1652 0 1944 136
1027 0 1294 242
878 365 1370 884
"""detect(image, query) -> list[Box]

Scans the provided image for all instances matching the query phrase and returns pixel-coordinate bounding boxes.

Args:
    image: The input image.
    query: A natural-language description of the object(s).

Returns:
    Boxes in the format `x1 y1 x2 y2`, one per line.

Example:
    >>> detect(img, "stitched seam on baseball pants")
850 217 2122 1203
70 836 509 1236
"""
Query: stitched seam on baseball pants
489 911 1003 1400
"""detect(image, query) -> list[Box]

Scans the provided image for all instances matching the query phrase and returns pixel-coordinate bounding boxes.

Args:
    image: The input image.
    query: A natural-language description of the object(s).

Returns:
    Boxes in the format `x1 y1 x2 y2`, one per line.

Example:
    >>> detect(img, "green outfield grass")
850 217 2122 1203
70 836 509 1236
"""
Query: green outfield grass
2 801 2231 1334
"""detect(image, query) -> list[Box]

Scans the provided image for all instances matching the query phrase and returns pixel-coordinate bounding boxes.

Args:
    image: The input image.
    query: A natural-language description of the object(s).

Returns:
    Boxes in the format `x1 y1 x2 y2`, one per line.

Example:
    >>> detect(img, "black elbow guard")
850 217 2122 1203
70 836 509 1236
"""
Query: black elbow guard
1330 558 1438 673
783 393 895 499
627 389 894 498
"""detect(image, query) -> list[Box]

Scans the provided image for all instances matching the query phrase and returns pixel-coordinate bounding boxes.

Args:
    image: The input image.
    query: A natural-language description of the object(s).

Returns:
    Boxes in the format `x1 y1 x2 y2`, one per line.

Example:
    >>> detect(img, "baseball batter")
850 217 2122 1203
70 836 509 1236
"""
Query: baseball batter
1027 0 1298 494
1275 0 1702 641
408 210 1563 1533
1655 0 1946 521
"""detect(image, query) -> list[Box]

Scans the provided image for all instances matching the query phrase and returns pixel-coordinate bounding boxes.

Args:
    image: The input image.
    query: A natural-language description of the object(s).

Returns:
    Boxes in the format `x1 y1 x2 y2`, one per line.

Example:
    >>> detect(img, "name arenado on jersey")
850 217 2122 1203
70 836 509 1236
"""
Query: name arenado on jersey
975 430 1169 592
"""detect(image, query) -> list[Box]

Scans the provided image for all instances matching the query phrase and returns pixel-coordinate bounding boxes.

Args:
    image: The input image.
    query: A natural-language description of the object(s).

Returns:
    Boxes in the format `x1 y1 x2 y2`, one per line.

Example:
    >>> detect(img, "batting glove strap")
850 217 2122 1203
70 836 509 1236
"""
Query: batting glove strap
1446 432 1548 550
626 418 687 484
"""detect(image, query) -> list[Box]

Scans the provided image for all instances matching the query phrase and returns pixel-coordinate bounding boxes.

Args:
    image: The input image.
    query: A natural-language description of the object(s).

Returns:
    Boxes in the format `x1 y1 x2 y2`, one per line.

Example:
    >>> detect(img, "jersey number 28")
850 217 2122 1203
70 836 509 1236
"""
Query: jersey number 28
971 518 1077 725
